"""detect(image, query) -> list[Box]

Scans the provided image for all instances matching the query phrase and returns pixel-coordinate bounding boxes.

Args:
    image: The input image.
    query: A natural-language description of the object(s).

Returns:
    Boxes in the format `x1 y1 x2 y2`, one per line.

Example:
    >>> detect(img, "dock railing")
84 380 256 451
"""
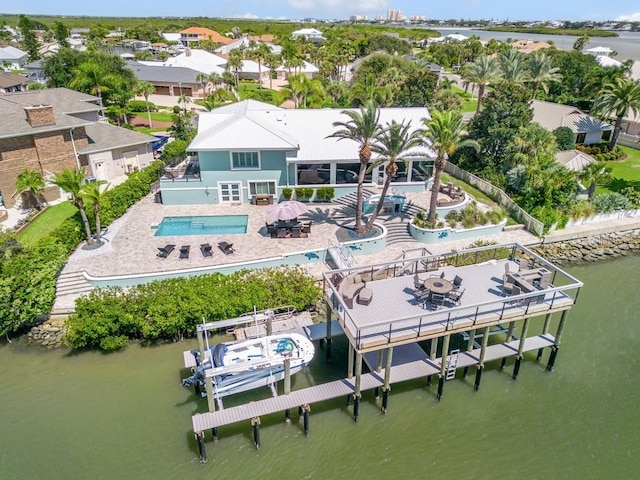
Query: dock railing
324 243 583 351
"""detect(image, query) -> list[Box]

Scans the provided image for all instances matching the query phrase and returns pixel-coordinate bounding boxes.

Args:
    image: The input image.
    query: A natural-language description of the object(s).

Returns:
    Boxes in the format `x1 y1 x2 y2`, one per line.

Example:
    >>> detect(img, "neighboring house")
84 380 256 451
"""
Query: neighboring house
0 72 29 93
531 100 614 145
0 46 28 70
180 27 233 47
22 60 46 83
143 48 226 76
595 55 622 68
238 59 271 82
585 46 614 57
0 88 154 207
291 28 325 42
276 60 319 80
555 149 595 172
214 37 282 56
127 61 203 97
159 100 435 205
510 40 552 54
161 32 181 43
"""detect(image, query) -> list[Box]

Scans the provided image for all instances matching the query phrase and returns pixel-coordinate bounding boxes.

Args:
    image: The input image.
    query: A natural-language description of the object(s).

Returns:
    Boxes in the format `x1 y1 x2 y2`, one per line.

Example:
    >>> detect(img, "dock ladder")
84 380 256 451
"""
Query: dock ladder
445 349 460 380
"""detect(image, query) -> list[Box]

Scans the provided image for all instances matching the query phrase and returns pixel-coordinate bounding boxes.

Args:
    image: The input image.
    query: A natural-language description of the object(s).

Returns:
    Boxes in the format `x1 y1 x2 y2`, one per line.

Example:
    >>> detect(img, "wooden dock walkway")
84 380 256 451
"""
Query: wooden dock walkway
191 334 555 432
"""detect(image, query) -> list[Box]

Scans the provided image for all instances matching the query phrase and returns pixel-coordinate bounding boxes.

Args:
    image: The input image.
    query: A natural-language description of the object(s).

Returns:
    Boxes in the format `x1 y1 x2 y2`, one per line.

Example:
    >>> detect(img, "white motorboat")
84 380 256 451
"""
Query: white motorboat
181 333 315 398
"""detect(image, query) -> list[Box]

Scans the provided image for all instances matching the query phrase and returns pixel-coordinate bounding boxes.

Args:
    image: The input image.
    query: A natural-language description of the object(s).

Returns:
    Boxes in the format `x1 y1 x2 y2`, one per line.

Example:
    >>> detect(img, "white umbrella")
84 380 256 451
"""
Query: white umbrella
266 201 309 221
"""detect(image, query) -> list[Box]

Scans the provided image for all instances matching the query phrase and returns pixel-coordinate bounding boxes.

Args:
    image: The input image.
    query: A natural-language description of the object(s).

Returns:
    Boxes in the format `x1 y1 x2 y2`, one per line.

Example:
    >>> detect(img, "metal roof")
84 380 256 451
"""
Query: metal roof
188 100 436 160
532 100 613 134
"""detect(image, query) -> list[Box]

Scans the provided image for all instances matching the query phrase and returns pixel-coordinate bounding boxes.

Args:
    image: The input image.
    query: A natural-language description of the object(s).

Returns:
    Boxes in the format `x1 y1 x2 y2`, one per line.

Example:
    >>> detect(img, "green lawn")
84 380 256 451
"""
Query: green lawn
597 146 640 194
149 112 174 122
16 201 77 247
451 86 477 114
134 126 171 135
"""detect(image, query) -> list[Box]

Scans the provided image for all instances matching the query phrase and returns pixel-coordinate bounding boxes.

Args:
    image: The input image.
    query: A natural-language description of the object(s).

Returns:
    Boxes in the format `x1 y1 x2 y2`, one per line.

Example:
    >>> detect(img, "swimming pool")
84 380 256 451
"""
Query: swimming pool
153 215 248 236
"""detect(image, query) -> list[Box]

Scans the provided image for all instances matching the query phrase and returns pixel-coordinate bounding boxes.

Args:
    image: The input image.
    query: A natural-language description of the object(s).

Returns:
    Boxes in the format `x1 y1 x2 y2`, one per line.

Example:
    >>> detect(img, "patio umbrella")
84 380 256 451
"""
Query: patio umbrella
266 201 309 221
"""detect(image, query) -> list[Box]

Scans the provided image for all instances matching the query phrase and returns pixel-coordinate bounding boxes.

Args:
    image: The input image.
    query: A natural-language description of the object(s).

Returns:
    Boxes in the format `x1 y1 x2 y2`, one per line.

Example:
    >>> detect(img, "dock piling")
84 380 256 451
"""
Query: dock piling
196 432 206 463
303 404 310 436
353 394 360 422
284 358 291 395
211 427 218 441
285 409 291 423
381 388 390 414
251 417 261 450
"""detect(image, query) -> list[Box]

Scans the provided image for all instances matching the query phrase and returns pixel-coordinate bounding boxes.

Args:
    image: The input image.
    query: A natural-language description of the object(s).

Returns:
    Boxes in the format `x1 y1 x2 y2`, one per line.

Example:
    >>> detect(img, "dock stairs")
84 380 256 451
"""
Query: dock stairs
51 271 93 316
445 349 460 380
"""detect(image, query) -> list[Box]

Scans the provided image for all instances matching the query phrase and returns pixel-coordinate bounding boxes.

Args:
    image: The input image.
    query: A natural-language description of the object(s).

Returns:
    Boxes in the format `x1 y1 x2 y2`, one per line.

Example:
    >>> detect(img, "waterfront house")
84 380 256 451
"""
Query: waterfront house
180 27 233 47
0 88 154 207
531 100 613 145
159 100 435 205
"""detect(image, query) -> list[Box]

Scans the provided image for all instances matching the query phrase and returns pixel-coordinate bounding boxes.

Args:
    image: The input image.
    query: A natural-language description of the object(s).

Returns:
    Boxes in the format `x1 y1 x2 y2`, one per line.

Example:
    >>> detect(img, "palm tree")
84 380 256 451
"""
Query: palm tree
178 94 190 113
52 168 93 245
461 55 502 113
69 60 108 102
226 49 243 88
327 101 381 234
134 80 155 128
250 43 271 88
263 52 281 90
281 73 324 109
349 73 391 107
579 161 612 200
14 168 45 210
364 120 422 232
82 180 108 243
195 72 210 97
422 110 479 223
592 77 640 150
527 52 562 100
208 72 222 89
498 49 529 85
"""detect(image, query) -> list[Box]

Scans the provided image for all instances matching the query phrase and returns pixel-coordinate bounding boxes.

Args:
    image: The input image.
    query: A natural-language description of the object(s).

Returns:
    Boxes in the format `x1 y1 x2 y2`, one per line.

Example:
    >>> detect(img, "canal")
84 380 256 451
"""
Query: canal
1 255 639 479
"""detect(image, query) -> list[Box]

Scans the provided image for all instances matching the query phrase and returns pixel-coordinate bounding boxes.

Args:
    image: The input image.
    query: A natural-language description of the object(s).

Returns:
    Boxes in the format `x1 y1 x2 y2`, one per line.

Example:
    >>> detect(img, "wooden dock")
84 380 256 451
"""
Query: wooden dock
191 334 555 432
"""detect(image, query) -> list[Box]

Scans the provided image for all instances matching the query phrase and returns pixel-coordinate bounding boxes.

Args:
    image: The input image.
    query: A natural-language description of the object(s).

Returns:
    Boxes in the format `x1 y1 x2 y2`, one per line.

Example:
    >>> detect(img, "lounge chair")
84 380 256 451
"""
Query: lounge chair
156 244 176 259
179 245 190 260
200 243 213 258
218 241 235 255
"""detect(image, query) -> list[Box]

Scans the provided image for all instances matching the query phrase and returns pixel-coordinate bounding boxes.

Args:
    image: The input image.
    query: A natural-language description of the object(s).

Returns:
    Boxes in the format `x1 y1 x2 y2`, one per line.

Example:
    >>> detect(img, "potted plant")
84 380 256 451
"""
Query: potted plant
282 187 293 201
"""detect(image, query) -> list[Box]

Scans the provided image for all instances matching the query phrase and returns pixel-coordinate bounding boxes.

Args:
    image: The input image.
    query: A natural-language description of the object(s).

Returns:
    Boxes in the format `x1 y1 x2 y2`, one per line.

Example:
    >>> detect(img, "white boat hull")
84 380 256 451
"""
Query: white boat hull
182 333 315 398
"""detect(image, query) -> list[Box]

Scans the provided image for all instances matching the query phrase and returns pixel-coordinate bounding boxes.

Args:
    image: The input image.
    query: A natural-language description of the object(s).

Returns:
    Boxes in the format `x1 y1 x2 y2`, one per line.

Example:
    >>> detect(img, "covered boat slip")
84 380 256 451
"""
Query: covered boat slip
324 243 582 353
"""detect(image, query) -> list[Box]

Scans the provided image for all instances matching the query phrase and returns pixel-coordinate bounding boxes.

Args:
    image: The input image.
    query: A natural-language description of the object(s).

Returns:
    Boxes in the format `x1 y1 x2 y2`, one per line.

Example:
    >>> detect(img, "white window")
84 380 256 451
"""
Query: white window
231 151 260 170
249 181 276 195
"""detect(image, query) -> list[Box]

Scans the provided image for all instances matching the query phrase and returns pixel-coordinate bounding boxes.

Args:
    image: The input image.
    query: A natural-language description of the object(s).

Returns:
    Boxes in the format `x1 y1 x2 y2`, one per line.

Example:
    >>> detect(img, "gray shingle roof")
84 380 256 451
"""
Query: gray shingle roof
0 72 28 89
0 87 102 139
127 61 202 84
78 122 154 154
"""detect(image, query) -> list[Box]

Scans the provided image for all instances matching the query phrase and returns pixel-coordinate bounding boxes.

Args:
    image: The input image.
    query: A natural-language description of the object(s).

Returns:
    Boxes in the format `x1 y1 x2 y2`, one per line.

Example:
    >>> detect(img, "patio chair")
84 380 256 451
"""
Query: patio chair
302 221 312 234
218 241 235 255
156 244 176 259
413 274 425 291
518 258 531 270
291 226 302 238
277 228 288 238
200 243 213 258
266 222 277 238
430 292 446 308
502 273 515 295
452 275 463 289
448 288 465 306
179 245 190 260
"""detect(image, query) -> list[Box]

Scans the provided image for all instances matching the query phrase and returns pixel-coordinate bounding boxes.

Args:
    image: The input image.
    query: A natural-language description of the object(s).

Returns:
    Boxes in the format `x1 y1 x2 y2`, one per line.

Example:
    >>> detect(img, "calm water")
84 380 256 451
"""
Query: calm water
435 28 640 61
2 255 640 479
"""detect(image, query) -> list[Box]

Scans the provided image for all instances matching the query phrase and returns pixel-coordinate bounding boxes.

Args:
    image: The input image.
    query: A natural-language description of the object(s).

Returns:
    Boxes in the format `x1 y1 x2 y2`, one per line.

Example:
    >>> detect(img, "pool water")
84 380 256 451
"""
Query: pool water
154 215 248 236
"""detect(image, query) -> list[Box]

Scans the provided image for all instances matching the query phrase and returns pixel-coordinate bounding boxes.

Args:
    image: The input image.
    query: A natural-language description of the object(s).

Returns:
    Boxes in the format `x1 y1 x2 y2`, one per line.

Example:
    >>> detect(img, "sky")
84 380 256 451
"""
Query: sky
4 0 640 23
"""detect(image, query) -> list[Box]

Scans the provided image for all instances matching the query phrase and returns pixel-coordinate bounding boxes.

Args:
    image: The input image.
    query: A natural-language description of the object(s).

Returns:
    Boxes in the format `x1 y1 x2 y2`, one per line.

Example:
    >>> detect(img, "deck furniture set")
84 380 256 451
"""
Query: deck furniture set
266 220 312 239
338 272 373 308
413 273 465 309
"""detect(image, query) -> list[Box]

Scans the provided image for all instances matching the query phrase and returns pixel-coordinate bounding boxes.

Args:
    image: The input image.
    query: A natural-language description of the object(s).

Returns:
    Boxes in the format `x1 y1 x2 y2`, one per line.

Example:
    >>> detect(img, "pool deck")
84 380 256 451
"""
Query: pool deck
54 190 539 312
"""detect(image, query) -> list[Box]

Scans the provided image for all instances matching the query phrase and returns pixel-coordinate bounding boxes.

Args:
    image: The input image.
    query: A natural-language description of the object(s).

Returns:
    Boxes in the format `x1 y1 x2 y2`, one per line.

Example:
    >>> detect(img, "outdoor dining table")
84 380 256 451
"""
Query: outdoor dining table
423 277 454 295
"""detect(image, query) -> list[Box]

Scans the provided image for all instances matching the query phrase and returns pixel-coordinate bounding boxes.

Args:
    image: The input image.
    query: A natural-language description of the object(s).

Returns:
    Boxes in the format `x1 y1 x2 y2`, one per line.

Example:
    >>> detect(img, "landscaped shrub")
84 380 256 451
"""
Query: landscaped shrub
160 139 188 163
0 241 67 337
620 187 640 208
65 266 323 351
282 187 293 200
553 126 575 151
295 187 314 201
592 193 633 213
315 187 335 202
127 100 156 113
566 201 596 219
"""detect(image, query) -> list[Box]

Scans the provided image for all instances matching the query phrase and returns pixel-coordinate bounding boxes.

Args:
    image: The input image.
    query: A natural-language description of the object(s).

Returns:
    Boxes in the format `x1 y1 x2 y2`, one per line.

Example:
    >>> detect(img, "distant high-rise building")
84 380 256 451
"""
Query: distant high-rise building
387 9 404 22
350 15 368 22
